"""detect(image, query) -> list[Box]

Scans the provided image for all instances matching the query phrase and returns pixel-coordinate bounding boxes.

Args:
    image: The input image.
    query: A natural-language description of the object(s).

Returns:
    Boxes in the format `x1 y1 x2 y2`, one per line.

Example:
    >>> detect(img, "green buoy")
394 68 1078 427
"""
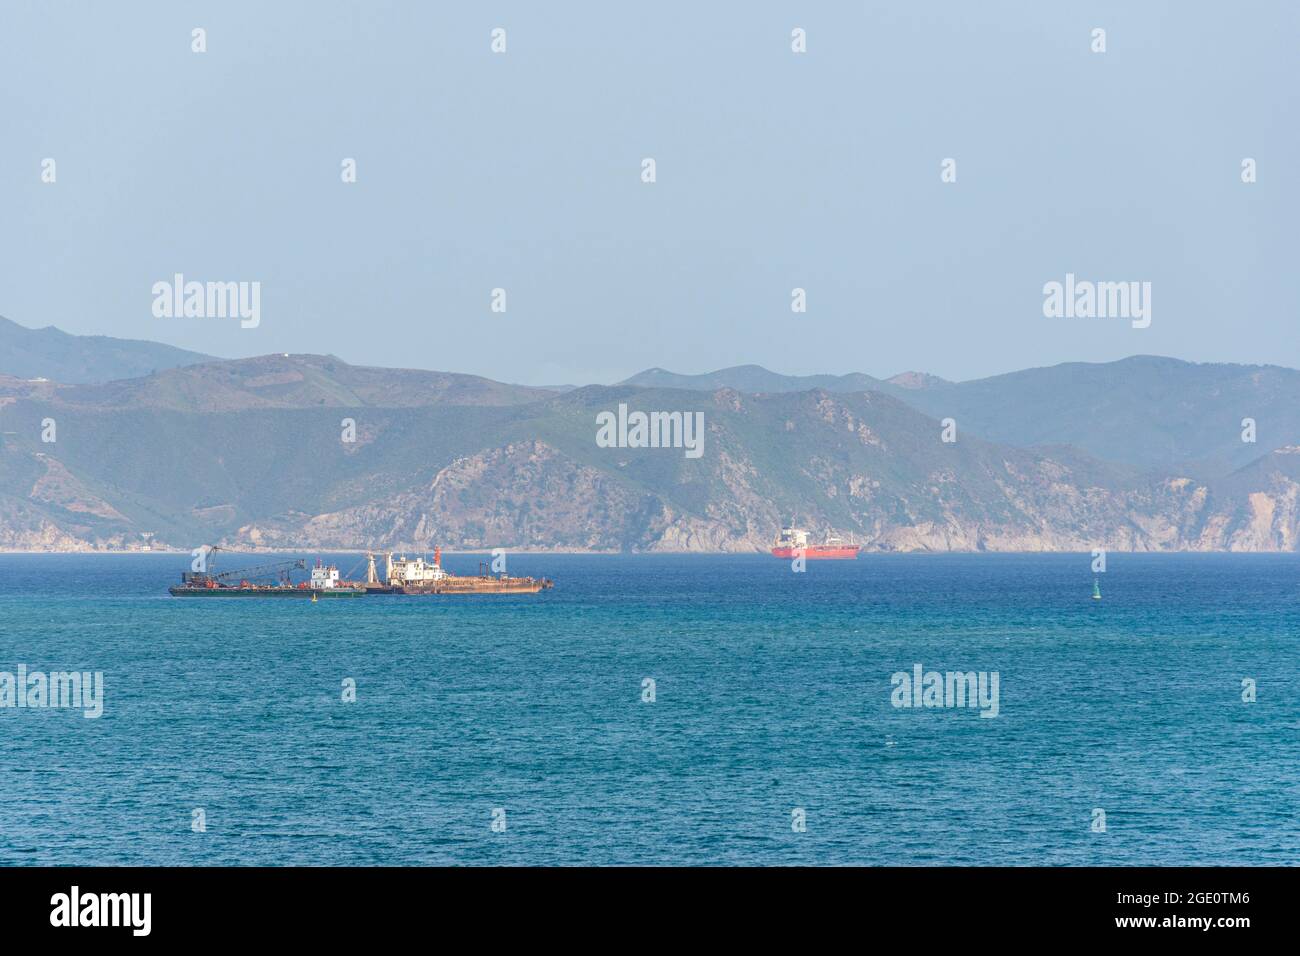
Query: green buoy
1092 577 1102 600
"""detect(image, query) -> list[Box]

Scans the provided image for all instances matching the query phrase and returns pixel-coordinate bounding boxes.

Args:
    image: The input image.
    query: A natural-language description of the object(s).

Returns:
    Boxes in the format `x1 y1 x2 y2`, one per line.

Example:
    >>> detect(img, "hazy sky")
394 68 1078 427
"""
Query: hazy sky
2 1 1296 385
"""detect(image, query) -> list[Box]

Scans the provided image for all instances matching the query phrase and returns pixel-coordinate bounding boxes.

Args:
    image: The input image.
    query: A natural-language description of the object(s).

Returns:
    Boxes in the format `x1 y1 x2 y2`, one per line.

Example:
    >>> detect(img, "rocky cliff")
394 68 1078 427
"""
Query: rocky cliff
3 355 1298 553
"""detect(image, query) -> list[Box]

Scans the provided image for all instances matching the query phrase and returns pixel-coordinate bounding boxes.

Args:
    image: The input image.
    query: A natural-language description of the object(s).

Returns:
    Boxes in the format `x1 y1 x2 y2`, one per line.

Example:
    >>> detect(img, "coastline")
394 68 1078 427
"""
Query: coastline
2 548 1296 557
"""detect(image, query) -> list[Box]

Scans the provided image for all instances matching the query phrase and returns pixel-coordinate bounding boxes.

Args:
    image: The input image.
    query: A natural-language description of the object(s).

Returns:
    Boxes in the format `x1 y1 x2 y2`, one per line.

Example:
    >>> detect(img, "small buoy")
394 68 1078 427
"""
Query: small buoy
1092 578 1102 600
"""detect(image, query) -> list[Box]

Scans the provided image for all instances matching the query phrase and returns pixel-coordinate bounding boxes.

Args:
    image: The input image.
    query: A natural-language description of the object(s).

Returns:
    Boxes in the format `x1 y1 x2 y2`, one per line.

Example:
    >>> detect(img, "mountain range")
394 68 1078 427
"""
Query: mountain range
1 316 1298 553
0 315 214 384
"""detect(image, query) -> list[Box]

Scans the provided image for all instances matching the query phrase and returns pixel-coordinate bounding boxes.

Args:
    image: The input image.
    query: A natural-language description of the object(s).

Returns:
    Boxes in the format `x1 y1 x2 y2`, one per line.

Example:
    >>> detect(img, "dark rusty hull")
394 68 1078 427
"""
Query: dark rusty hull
169 586 364 598
390 576 553 595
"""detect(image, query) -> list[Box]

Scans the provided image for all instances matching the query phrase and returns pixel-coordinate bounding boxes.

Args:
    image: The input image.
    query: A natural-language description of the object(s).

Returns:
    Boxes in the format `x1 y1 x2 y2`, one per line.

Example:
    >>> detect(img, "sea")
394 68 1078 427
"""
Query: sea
0 552 1296 866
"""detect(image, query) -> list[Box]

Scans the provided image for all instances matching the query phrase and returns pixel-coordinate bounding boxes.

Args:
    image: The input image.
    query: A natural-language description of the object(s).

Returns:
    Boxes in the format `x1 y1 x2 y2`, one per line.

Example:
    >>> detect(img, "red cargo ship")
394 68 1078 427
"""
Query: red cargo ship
770 527 860 559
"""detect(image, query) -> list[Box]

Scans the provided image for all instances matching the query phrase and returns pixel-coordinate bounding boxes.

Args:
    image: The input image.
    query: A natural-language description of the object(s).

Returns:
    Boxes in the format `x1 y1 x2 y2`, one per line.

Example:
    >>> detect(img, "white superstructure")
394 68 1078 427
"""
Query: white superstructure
386 553 448 586
309 561 342 589
775 527 810 549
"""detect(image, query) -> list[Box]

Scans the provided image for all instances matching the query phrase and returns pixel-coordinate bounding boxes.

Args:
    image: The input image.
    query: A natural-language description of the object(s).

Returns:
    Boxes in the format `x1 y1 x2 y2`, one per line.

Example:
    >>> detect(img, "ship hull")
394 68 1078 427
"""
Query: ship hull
390 577 553 595
170 581 550 596
169 587 364 598
770 546 860 560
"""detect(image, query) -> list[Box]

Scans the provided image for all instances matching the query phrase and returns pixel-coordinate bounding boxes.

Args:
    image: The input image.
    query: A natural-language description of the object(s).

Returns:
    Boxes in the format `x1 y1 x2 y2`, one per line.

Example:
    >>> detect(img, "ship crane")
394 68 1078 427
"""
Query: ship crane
181 546 306 586
212 557 307 585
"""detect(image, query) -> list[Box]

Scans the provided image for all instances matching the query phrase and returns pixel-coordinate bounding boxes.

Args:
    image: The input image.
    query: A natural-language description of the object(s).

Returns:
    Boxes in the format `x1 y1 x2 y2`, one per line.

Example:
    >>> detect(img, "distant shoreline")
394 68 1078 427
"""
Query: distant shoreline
0 548 619 556
1 549 1295 557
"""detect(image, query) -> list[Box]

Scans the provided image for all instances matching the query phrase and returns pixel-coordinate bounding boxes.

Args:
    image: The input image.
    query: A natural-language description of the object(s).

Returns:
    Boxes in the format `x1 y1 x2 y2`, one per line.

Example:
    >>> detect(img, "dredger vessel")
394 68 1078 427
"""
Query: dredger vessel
368 548 553 595
169 548 552 597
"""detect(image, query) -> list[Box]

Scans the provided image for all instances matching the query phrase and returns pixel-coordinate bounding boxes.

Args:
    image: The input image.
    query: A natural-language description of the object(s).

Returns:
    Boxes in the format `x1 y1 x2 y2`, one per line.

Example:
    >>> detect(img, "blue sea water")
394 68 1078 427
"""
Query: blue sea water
0 552 1296 866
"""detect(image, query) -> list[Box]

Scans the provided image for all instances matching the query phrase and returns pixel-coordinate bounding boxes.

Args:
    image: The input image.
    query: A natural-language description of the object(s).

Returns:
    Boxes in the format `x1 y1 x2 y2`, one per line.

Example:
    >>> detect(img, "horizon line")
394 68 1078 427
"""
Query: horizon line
5 313 1299 389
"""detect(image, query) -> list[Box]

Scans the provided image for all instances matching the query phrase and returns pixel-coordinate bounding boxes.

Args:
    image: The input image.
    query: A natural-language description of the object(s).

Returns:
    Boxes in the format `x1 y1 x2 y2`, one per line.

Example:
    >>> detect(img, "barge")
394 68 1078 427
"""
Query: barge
169 557 365 597
168 548 552 597
368 549 554 595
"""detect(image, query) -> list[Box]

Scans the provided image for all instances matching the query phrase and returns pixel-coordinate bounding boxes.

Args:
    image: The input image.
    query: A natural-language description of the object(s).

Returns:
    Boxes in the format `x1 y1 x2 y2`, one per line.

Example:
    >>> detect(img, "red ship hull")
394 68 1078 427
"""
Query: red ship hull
770 545 860 560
